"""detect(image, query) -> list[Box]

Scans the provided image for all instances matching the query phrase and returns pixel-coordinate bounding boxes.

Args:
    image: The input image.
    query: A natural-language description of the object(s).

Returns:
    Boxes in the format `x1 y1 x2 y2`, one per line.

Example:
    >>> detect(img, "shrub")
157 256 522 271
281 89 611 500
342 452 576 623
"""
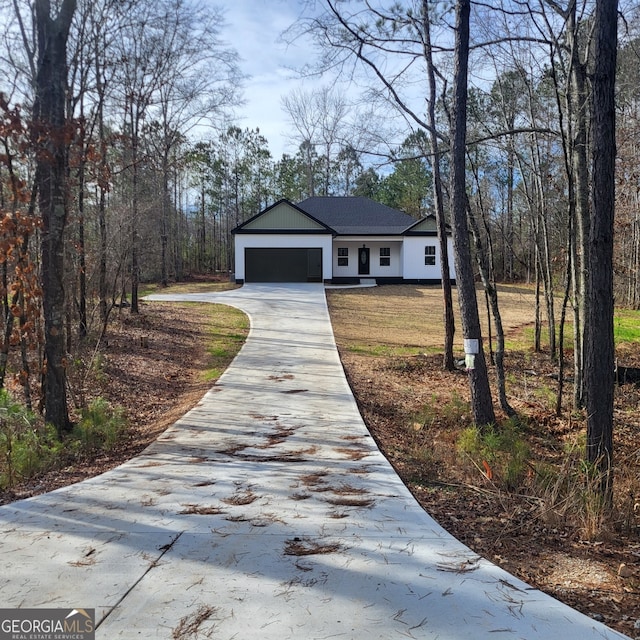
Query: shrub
72 397 127 454
0 390 60 489
457 421 530 491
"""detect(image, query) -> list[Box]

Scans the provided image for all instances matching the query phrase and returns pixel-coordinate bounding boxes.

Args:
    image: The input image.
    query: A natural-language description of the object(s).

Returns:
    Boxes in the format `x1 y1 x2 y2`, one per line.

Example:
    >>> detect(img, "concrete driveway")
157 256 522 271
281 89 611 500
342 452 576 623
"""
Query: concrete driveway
0 283 629 639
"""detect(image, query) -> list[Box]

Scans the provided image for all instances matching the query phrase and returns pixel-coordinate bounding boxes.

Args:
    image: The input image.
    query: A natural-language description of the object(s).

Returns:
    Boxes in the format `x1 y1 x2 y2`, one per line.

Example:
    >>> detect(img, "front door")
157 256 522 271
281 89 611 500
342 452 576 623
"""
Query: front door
358 247 370 275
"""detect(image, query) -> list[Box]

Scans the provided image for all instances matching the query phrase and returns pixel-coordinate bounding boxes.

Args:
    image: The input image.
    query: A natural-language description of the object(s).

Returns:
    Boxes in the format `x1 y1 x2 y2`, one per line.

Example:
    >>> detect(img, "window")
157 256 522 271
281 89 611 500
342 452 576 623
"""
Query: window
425 245 436 266
380 247 391 266
338 247 349 267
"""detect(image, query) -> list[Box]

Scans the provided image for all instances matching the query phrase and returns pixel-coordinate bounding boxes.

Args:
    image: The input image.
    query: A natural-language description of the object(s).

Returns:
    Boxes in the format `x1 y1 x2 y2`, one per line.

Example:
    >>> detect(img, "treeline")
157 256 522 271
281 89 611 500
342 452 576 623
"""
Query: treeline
0 0 634 462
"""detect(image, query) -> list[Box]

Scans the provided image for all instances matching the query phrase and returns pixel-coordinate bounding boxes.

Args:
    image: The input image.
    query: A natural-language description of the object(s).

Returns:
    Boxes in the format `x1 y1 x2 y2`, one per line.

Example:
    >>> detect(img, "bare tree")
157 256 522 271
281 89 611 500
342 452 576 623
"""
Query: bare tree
449 0 495 427
421 0 455 371
293 0 457 368
143 0 240 285
282 86 350 197
32 0 77 434
584 0 618 501
112 0 195 311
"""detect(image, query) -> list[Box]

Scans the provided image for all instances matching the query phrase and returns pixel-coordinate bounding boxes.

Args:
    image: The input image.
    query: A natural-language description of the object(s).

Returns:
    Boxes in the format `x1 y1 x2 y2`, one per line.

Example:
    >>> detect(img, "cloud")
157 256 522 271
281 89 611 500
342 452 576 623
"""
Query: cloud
218 0 319 158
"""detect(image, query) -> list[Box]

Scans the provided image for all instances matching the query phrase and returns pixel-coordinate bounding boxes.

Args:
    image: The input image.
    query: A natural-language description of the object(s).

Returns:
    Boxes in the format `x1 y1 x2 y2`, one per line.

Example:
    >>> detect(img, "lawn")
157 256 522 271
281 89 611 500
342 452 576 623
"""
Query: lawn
326 283 538 356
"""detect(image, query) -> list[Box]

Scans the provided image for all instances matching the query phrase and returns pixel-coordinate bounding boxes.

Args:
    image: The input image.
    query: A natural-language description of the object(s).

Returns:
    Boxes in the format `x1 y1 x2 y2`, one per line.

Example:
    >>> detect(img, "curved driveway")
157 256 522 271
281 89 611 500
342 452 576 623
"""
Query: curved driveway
0 284 628 639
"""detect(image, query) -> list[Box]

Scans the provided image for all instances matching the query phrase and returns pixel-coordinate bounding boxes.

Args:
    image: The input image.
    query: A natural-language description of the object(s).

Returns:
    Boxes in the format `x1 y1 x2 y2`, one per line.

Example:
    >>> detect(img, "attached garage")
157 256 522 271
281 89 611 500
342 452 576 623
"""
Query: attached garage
244 247 322 283
232 200 334 284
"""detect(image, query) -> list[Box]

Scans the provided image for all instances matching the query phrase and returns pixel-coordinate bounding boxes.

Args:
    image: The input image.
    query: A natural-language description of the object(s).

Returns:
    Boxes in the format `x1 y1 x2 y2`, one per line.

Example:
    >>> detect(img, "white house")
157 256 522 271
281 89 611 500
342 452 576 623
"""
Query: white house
231 196 456 285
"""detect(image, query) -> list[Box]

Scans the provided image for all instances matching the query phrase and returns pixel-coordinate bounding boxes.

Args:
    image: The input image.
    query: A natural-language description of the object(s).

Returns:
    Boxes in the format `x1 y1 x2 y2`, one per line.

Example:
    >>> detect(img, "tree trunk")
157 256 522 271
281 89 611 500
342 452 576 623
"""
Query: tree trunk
422 0 455 372
98 137 108 325
130 131 139 314
556 214 573 416
77 134 87 339
506 138 515 280
534 242 542 352
449 0 495 427
539 205 556 359
19 292 33 410
0 271 17 390
161 151 170 286
33 0 76 435
94 25 109 328
467 198 515 418
584 0 617 502
567 6 590 409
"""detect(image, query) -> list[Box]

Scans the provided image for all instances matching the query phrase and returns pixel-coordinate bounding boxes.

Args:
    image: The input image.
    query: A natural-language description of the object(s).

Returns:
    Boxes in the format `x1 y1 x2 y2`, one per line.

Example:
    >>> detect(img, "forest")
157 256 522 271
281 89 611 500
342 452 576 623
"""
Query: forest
0 1 632 498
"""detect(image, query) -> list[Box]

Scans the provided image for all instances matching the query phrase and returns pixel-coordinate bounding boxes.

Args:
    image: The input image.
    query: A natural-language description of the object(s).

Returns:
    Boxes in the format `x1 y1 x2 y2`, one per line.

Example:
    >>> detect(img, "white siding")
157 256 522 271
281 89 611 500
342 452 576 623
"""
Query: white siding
402 236 457 280
332 238 403 278
234 233 333 281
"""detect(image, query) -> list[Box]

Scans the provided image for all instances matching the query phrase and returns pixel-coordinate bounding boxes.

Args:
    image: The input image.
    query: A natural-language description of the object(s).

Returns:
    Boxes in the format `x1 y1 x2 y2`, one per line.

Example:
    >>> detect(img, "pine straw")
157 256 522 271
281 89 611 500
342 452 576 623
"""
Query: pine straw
284 537 342 556
178 504 226 515
172 605 217 639
221 491 258 506
324 496 375 508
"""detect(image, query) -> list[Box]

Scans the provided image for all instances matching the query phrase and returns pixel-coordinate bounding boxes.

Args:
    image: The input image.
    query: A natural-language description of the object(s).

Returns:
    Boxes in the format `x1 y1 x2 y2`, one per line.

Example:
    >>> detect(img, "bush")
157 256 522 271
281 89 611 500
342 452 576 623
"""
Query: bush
72 397 127 454
0 390 61 489
0 392 128 491
457 421 530 491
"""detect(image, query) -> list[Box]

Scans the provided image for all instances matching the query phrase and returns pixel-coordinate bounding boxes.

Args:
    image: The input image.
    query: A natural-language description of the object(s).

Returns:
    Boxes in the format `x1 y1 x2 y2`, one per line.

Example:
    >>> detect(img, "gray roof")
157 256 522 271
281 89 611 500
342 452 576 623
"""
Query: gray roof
297 197 416 235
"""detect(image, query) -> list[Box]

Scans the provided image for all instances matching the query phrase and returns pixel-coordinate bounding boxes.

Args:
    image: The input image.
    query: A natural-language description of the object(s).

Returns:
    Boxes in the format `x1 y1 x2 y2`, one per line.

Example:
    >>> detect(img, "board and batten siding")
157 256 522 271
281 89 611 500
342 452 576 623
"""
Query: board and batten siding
240 201 326 231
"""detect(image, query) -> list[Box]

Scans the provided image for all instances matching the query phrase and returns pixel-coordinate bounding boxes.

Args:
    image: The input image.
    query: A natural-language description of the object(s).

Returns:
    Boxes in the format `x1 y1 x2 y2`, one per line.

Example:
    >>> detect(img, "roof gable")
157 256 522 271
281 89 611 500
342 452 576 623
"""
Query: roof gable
404 215 438 234
233 200 332 233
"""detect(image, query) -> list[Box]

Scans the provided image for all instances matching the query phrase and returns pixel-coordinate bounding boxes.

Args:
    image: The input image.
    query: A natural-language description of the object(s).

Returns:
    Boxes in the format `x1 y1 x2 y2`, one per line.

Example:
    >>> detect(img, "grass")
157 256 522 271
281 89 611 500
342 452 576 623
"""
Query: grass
326 283 538 356
204 319 248 382
518 312 640 352
348 343 424 357
141 280 238 296
157 301 248 383
518 324 575 351
328 285 640 357
141 281 249 383
614 309 640 343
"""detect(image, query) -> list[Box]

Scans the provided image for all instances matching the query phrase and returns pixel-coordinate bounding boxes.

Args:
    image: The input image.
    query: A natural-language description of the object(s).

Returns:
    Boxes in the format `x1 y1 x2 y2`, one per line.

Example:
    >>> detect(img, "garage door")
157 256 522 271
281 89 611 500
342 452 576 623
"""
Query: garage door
245 248 322 282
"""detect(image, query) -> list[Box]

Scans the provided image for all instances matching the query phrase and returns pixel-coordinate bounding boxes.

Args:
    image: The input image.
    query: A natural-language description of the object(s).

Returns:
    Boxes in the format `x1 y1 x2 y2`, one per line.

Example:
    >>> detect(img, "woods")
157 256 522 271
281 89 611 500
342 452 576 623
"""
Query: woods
0 0 630 505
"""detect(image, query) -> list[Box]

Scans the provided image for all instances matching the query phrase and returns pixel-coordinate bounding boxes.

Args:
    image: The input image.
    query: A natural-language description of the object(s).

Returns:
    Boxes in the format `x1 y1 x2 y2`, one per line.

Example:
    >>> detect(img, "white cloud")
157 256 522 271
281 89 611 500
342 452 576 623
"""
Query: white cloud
217 0 321 159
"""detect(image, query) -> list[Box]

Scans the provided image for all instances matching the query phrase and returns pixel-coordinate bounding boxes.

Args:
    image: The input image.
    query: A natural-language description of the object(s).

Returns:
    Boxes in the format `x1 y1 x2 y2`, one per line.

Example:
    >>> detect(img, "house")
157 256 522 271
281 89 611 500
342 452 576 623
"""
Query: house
231 196 456 285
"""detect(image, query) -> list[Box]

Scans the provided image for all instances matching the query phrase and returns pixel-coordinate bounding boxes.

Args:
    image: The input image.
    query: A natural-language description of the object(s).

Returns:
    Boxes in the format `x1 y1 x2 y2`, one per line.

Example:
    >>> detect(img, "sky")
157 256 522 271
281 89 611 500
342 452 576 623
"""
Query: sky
217 0 321 160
